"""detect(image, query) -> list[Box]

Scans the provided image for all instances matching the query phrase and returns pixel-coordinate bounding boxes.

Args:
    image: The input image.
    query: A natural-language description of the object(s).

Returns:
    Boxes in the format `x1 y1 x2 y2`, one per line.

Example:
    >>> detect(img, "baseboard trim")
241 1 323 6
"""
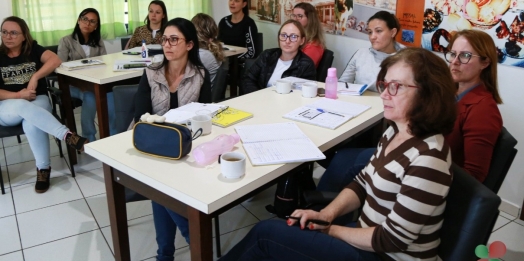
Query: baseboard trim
499 199 520 218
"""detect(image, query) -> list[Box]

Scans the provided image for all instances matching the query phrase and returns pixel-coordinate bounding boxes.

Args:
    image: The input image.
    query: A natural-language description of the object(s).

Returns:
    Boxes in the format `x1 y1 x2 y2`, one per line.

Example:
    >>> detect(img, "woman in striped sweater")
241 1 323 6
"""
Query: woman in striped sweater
220 48 457 261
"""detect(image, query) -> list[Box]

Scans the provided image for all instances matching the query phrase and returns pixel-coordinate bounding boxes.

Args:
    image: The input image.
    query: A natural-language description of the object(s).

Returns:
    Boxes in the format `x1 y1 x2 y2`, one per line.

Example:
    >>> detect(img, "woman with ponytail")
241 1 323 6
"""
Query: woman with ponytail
191 13 224 85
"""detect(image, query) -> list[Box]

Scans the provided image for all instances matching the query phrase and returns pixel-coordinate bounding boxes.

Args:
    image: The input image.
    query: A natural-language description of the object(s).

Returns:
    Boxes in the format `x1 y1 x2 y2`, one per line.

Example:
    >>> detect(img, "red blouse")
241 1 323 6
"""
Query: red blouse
302 42 324 68
445 84 502 182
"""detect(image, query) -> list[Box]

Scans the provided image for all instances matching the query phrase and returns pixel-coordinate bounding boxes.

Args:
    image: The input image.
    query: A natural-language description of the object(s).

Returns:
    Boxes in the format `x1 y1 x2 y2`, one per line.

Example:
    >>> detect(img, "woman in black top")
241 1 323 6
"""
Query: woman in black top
218 0 258 59
0 16 87 194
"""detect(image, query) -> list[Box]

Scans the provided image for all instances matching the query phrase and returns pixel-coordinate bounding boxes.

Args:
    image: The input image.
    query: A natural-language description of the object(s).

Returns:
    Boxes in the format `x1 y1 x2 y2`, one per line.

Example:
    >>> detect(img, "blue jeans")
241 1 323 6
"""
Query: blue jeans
152 201 190 261
0 95 70 169
317 148 375 193
220 219 382 261
69 86 117 142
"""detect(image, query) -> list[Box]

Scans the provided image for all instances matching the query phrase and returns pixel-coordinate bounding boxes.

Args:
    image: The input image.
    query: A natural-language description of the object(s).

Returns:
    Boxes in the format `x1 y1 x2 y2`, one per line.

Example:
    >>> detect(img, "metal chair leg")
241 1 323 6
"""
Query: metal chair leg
214 216 221 258
16 135 21 144
0 165 5 195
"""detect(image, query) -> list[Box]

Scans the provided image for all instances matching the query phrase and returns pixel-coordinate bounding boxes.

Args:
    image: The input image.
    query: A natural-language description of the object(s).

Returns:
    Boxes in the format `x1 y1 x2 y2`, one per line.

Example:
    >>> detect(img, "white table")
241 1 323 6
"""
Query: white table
85 86 384 261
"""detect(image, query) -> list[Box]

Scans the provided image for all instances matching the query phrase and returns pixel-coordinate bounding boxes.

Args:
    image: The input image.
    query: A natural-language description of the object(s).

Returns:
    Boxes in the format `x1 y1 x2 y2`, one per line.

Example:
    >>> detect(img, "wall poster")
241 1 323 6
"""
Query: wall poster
421 0 524 67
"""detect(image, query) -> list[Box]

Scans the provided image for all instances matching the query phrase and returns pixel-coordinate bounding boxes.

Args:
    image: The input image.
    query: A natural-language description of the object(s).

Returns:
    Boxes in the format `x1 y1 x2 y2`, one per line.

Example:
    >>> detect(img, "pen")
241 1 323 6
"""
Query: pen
316 108 344 117
130 60 151 62
358 84 368 94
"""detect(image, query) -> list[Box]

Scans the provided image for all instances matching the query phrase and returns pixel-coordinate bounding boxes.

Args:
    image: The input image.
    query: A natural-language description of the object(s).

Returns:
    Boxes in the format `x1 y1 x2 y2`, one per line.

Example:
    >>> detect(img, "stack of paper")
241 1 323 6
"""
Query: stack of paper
162 103 225 124
283 98 371 129
235 122 325 165
60 59 105 70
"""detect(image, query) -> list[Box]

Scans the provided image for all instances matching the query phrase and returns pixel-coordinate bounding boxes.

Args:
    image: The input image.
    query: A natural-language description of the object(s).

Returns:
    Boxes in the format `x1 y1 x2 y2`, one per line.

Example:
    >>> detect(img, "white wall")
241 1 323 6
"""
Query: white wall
212 1 524 213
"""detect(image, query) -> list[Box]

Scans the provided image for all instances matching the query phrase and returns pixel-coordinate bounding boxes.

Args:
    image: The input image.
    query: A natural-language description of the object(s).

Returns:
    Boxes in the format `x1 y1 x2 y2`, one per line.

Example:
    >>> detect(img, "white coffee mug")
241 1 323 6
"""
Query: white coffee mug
302 82 318 98
275 79 292 94
219 152 246 179
188 114 212 136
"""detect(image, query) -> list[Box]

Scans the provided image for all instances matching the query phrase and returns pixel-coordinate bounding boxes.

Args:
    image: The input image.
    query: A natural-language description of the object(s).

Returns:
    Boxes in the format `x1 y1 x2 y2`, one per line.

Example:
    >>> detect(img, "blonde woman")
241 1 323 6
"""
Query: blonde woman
291 2 326 68
191 13 224 85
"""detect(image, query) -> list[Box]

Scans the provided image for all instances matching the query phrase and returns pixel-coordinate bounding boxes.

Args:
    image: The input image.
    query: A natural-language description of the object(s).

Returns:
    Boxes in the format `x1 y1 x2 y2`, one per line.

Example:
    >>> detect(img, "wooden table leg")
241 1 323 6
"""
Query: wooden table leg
188 207 213 261
229 56 239 97
94 84 110 138
104 164 130 261
57 75 77 165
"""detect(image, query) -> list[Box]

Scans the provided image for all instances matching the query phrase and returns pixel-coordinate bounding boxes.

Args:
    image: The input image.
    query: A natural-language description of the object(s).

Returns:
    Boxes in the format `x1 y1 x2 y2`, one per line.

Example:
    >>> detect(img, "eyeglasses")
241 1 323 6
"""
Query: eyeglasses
444 51 483 64
161 35 186 46
80 16 98 26
1 30 21 38
377 81 419 96
279 33 300 42
290 14 305 20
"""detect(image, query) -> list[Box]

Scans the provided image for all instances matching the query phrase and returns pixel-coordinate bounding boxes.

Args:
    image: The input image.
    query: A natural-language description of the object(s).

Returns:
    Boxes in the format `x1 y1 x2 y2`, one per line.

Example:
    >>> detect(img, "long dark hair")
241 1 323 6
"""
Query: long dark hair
368 11 400 38
242 0 249 15
0 16 34 59
72 8 102 47
154 18 204 74
144 0 168 33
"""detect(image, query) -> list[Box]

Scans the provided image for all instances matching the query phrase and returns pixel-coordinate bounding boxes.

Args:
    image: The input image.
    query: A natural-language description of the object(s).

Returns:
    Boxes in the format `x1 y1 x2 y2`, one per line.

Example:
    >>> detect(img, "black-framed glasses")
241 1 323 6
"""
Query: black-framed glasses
1 30 21 38
444 51 483 64
161 35 186 46
80 16 98 26
377 81 419 96
279 33 300 42
290 14 305 20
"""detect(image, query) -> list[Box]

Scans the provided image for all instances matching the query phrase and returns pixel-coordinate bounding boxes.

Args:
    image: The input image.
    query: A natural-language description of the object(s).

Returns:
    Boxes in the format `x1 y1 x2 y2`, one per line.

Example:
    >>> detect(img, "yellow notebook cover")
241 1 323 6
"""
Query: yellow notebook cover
212 107 253 128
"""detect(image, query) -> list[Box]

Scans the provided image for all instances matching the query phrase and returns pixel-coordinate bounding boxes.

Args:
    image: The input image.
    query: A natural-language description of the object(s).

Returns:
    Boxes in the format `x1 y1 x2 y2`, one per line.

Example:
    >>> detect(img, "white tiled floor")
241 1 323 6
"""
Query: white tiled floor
0 111 523 261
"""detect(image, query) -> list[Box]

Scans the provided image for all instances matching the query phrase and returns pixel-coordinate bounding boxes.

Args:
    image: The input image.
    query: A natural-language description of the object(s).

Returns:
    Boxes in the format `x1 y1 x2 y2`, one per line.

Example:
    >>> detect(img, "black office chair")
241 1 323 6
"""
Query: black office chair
254 32 263 58
316 49 334 82
121 37 130 50
211 65 230 103
0 125 25 194
483 127 518 194
438 164 501 260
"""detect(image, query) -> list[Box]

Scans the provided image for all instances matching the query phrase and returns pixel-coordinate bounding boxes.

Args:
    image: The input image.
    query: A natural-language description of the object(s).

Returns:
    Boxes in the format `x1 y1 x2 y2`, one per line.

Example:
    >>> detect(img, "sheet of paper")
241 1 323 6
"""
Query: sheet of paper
336 81 373 96
283 107 352 130
234 122 307 143
309 98 370 116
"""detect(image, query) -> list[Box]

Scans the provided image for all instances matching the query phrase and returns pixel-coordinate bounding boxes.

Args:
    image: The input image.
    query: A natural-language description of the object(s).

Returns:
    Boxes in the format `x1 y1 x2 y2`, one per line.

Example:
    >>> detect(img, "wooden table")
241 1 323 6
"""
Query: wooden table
56 45 247 165
85 85 384 261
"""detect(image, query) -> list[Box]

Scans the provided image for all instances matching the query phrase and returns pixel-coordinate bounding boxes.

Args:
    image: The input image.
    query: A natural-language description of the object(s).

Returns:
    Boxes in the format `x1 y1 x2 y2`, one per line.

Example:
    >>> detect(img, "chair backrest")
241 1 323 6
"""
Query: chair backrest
255 32 263 58
46 45 58 54
212 65 229 103
113 84 139 134
438 164 501 261
483 127 518 194
121 37 130 50
316 49 334 82
0 125 25 139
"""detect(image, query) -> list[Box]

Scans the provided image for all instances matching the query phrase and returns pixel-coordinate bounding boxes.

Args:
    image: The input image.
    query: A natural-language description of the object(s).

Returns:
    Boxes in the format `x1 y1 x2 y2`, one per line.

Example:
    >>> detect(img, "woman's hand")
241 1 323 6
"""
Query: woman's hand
19 88 36 101
286 209 332 231
27 77 38 91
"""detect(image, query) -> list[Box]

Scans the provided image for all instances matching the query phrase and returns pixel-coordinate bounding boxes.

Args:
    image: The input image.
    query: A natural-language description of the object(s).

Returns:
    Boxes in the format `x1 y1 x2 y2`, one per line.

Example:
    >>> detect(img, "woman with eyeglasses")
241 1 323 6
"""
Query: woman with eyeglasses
339 11 404 92
0 16 88 194
221 48 457 261
191 13 224 86
291 2 325 68
218 0 258 59
125 0 168 49
134 18 210 260
444 30 502 182
241 20 316 94
58 8 117 142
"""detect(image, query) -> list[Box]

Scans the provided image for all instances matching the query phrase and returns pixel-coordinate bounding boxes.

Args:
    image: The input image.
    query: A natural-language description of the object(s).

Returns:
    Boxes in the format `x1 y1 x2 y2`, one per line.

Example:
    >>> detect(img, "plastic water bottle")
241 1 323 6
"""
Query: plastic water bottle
325 68 338 99
141 40 148 59
193 134 241 166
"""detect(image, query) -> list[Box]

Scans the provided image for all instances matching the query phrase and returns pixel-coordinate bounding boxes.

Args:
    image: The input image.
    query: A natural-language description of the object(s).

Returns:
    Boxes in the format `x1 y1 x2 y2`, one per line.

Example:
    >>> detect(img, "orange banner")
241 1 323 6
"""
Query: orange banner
395 0 425 47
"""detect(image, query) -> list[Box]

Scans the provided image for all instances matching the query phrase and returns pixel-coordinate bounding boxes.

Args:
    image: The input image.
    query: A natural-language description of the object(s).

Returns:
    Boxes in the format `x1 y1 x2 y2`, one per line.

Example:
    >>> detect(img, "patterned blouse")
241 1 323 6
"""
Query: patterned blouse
127 25 162 49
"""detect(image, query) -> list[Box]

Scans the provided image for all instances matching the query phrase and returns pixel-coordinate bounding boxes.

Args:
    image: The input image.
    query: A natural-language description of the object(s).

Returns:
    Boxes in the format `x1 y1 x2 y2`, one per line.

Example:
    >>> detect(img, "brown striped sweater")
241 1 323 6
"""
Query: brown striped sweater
347 126 452 261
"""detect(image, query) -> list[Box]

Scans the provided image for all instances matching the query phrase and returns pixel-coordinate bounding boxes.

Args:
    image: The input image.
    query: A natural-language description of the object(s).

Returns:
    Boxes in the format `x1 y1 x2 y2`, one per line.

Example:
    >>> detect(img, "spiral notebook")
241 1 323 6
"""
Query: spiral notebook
235 122 325 165
212 107 253 127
